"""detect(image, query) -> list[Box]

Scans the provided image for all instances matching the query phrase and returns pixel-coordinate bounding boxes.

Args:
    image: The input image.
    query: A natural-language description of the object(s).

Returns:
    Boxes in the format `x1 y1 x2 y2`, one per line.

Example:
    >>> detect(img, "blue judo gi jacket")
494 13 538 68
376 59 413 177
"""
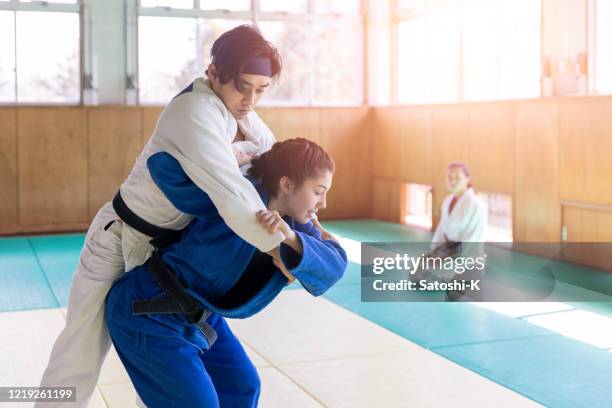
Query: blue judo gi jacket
105 152 347 351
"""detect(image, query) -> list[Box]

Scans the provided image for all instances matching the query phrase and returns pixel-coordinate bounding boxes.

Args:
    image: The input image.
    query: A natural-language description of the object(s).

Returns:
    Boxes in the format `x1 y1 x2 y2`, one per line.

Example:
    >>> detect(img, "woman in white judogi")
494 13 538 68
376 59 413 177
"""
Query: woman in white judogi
38 26 289 407
428 162 487 300
432 161 488 258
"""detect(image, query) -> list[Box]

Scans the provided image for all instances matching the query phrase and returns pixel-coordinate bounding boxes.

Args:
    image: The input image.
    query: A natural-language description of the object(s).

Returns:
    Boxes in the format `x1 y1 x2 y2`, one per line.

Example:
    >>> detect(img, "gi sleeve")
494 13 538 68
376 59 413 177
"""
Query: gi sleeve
147 152 216 218
279 221 347 296
155 101 283 252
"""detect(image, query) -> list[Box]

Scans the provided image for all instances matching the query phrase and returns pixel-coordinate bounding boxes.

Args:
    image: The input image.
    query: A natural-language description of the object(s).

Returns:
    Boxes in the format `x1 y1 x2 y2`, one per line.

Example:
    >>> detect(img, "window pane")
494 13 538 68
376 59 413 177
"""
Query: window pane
399 8 460 103
313 0 360 15
498 0 540 99
140 0 193 8
138 16 198 104
16 11 80 103
596 0 612 93
0 11 15 103
397 18 425 103
200 0 250 11
259 0 307 14
313 21 363 103
258 21 309 103
424 7 459 102
462 0 499 101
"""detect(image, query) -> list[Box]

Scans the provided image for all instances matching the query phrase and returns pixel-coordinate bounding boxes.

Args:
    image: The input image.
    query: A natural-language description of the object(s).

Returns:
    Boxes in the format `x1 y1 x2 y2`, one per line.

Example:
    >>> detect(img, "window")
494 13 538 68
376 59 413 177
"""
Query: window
138 17 249 104
403 183 433 230
0 1 80 104
479 192 513 242
595 0 612 94
0 11 16 103
136 0 364 105
395 0 541 104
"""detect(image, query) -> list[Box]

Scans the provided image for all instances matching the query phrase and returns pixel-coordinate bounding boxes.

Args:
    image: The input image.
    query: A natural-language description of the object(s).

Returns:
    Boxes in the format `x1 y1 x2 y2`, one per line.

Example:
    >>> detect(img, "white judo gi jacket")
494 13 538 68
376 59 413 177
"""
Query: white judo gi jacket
119 78 283 270
431 188 488 258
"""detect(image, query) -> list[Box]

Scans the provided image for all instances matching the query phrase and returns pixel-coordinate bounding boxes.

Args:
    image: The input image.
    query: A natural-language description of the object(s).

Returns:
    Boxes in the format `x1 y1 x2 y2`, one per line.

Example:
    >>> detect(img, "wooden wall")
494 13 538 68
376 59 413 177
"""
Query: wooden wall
256 107 372 220
371 96 612 244
2 96 611 245
0 106 371 235
0 109 17 232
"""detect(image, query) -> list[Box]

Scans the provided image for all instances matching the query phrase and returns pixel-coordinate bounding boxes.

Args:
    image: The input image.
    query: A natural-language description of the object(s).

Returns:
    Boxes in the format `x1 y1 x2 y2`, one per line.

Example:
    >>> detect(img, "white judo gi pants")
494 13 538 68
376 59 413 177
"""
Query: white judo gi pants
37 202 151 408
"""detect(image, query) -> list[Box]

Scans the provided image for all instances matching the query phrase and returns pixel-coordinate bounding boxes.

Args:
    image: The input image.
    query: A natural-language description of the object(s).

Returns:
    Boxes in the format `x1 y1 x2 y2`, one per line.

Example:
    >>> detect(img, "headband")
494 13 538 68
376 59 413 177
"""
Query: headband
242 56 273 77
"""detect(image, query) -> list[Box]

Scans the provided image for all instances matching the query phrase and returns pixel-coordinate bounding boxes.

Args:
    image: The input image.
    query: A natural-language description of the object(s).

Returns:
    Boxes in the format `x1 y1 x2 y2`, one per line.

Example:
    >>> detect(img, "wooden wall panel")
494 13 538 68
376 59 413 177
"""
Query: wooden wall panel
372 107 432 184
142 107 164 145
467 102 515 194
372 178 405 223
372 108 403 179
257 107 372 219
88 107 143 220
431 105 470 226
318 107 371 219
514 100 560 242
256 107 321 141
562 206 612 271
0 109 17 232
559 97 612 205
431 105 470 187
563 206 612 242
372 108 406 179
18 108 87 226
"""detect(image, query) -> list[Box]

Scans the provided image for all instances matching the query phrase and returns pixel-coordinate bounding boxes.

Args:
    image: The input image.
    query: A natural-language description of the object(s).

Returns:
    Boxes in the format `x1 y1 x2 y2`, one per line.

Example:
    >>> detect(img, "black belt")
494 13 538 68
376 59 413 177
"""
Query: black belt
112 191 183 248
132 252 217 347
111 190 217 347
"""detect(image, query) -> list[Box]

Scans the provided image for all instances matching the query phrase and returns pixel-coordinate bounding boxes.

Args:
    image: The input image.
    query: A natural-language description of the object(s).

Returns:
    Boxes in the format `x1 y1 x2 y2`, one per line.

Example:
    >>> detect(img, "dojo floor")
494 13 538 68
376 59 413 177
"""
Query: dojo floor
1 220 612 407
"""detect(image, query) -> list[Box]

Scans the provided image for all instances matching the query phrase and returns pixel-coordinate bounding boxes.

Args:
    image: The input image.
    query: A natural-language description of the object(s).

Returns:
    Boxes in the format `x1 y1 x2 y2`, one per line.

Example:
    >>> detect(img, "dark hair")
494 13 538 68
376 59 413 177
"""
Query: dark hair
206 25 282 92
447 161 475 190
248 138 335 197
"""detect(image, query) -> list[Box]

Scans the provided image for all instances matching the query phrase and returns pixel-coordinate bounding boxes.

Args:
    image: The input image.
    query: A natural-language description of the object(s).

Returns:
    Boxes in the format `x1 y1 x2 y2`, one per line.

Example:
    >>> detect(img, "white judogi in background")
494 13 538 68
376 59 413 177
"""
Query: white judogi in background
38 78 282 408
432 187 488 258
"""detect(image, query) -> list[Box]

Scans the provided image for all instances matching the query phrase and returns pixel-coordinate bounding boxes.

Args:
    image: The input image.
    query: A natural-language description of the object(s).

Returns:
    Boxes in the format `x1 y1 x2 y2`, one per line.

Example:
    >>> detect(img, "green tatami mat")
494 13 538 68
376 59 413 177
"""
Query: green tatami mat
436 335 612 408
0 237 58 312
29 234 85 308
323 219 433 242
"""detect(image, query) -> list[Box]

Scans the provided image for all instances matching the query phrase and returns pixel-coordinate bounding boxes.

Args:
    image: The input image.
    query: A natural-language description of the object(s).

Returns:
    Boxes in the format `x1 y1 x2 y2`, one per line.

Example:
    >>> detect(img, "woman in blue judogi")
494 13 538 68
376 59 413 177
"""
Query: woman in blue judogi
105 138 347 407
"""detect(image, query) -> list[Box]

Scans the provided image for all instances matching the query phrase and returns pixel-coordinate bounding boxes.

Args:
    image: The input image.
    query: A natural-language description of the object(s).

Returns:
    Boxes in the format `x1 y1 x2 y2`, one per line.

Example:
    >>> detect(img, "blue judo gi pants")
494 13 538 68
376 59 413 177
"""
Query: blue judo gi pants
106 313 260 407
